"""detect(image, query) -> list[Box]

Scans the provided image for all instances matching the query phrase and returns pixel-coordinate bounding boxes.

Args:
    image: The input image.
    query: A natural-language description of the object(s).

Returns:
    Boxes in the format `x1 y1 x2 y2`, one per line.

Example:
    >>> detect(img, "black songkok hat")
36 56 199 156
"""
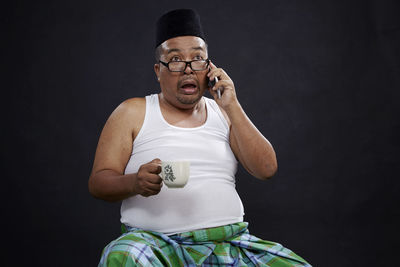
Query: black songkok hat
155 9 206 48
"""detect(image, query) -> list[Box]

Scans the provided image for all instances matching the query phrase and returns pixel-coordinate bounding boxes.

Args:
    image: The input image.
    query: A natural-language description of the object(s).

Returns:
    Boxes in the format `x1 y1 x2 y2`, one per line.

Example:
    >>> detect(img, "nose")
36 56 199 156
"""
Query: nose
183 62 194 75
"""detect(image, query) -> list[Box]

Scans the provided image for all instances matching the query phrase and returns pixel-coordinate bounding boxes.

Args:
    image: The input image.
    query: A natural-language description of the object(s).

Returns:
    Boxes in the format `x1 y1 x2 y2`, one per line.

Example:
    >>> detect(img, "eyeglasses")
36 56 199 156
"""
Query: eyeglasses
159 59 210 72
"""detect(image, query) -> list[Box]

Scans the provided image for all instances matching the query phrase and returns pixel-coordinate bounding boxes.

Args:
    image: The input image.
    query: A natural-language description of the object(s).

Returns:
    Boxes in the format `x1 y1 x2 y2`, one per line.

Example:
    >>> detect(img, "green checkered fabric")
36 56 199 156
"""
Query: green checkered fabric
98 222 311 266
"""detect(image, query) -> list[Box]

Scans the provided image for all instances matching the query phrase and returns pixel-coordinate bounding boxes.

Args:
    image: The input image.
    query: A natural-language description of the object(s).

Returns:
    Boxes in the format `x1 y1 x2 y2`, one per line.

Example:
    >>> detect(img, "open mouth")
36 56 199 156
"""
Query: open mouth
179 80 198 95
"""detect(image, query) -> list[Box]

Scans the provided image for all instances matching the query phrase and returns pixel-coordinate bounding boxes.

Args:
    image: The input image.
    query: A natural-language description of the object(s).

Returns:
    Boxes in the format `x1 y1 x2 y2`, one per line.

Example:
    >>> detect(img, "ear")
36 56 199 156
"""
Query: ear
154 63 160 82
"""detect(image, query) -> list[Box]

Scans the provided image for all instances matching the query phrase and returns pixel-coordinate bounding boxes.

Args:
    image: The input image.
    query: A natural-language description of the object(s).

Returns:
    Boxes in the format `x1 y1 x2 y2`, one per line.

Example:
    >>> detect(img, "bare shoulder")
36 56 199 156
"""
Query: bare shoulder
106 97 146 139
115 97 146 113
115 97 146 115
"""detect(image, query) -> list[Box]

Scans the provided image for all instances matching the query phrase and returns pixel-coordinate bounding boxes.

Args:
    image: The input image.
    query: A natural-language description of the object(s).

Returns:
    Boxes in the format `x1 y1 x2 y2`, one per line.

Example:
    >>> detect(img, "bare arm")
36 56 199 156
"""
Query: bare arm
88 98 163 202
208 62 278 180
226 103 277 179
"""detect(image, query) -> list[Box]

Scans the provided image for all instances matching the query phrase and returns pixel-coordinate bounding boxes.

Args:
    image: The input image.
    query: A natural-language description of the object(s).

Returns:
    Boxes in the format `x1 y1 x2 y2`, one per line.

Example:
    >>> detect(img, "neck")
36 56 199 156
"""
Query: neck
158 93 207 128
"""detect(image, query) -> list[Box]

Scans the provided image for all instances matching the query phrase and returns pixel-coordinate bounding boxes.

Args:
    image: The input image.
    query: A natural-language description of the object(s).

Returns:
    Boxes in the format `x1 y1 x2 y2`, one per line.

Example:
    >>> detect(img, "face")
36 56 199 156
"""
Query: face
154 36 209 109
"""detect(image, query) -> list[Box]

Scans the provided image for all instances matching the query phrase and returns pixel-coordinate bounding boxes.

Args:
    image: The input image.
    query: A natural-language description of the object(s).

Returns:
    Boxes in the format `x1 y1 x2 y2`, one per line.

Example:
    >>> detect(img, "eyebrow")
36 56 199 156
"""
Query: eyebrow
166 46 205 55
191 46 205 52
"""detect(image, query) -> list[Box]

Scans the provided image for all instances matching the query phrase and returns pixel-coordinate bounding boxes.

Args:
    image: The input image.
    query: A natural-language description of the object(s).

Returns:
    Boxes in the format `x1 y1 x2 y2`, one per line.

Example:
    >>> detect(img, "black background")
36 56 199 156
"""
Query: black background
3 0 400 266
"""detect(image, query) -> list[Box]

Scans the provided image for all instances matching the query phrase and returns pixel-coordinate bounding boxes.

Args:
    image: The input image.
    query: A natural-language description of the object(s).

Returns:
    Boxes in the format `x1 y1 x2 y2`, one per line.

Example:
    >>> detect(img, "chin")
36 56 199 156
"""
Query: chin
177 93 203 105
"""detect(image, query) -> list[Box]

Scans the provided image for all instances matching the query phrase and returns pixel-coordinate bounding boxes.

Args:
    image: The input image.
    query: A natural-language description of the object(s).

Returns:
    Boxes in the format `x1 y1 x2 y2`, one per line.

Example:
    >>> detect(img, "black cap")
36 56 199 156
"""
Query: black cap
155 9 206 48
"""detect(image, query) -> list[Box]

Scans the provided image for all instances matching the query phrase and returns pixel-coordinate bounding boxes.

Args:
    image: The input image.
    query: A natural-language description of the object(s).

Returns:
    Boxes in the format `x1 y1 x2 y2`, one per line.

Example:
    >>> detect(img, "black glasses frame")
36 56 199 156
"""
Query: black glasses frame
159 59 210 72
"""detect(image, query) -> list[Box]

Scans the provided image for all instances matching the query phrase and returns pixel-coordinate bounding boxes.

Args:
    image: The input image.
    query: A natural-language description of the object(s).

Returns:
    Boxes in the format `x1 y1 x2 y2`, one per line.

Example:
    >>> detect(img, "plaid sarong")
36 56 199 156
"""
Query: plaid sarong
98 222 311 266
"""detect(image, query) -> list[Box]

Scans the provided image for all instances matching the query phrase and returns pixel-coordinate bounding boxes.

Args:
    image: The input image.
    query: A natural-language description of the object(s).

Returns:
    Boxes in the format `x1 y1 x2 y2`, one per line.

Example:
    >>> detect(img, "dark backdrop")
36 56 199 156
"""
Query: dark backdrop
3 0 399 266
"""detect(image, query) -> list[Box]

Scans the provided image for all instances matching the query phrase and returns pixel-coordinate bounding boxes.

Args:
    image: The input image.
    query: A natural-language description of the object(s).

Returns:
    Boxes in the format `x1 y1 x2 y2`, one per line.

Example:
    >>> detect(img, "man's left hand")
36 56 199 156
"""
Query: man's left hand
207 61 238 110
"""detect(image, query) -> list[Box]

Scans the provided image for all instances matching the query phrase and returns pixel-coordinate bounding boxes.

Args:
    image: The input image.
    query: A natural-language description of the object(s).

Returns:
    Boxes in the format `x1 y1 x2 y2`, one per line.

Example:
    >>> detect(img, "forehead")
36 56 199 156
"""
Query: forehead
160 36 207 55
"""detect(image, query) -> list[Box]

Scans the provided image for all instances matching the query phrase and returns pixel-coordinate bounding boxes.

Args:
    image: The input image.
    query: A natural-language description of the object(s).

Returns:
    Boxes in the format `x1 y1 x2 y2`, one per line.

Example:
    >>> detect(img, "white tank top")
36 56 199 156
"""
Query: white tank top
121 94 244 235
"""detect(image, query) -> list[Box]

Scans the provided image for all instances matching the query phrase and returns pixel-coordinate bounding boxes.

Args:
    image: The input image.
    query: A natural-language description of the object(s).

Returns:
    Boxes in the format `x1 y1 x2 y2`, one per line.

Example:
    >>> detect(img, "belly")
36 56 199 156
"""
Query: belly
120 179 244 234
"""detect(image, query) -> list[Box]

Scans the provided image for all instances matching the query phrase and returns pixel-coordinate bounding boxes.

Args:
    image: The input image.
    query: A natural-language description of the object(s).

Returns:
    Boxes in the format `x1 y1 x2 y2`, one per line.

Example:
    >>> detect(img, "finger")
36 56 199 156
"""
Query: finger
212 80 230 92
209 89 222 101
147 162 162 174
207 68 220 80
207 62 220 79
146 173 163 184
209 61 217 69
142 188 160 197
208 86 218 99
142 183 163 197
208 68 228 82
150 158 162 165
145 180 163 191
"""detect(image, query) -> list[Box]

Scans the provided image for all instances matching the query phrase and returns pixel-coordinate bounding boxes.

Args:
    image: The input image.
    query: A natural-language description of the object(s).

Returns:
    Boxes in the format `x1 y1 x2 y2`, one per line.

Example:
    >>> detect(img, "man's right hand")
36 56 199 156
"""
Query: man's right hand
133 158 163 197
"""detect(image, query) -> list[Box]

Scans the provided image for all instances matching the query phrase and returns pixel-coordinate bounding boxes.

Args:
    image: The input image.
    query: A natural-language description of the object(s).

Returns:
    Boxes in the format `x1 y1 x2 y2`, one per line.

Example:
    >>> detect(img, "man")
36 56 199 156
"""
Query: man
89 9 311 266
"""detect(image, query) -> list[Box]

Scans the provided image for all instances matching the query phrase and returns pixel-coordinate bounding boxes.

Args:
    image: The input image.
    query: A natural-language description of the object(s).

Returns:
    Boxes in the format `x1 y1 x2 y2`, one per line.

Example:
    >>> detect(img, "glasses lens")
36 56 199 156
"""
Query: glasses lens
167 60 209 72
169 62 186 72
191 60 208 71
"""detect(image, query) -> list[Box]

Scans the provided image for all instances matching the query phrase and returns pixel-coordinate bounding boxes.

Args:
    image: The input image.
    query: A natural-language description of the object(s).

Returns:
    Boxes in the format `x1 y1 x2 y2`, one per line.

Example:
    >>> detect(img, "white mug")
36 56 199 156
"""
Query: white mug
159 161 190 188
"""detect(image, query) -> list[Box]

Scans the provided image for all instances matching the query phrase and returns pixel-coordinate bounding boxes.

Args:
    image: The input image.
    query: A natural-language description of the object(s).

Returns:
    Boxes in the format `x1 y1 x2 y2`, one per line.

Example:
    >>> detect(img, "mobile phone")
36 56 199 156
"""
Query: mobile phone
208 76 216 88
207 76 221 99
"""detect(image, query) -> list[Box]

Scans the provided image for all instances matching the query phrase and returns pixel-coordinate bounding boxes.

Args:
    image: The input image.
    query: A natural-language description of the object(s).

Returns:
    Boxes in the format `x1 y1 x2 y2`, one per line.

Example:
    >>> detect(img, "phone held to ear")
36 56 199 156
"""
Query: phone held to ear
208 76 221 99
